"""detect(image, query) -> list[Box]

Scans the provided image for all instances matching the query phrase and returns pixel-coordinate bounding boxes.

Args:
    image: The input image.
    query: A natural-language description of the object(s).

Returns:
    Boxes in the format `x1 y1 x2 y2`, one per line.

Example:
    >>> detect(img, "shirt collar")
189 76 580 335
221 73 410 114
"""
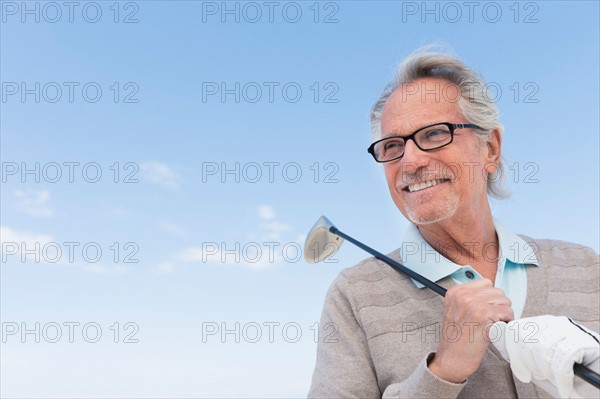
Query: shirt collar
399 218 539 289
399 223 462 287
493 218 539 266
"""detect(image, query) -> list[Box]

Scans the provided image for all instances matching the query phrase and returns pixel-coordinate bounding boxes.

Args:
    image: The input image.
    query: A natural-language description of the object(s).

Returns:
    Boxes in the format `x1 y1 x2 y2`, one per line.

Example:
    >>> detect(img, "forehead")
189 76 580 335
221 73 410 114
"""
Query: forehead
381 78 463 135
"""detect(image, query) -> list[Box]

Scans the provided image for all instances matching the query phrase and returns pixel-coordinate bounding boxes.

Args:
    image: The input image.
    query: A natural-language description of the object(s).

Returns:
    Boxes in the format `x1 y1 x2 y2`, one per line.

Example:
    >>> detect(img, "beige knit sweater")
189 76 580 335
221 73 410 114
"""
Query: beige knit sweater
308 237 599 398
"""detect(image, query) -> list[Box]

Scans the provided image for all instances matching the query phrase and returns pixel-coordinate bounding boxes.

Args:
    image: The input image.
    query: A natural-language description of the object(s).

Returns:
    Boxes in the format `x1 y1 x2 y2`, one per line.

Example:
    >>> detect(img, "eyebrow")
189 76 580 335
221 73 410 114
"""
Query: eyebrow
382 122 443 138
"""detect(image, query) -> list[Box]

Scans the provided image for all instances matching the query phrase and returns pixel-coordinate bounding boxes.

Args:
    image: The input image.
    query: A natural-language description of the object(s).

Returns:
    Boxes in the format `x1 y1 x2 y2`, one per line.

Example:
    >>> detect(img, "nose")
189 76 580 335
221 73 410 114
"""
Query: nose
401 138 430 166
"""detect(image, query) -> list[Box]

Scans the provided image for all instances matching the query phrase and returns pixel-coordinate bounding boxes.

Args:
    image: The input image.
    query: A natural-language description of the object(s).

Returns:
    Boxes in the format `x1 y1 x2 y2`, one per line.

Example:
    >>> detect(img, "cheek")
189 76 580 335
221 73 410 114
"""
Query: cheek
463 141 489 173
471 142 497 181
383 164 399 191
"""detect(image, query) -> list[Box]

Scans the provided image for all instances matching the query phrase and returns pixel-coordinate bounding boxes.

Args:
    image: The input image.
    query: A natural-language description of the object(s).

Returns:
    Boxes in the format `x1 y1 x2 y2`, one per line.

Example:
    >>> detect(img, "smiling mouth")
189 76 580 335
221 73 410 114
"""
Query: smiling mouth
404 179 450 193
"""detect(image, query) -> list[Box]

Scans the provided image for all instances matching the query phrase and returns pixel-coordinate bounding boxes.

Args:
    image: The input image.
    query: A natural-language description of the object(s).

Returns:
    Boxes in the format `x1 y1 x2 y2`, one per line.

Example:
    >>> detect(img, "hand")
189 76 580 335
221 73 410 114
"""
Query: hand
428 279 514 383
500 315 600 398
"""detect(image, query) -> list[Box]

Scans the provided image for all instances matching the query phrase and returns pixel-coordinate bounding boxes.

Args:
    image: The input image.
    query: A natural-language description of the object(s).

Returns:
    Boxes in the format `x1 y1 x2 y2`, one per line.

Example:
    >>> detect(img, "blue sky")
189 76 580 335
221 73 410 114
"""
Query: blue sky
1 1 599 397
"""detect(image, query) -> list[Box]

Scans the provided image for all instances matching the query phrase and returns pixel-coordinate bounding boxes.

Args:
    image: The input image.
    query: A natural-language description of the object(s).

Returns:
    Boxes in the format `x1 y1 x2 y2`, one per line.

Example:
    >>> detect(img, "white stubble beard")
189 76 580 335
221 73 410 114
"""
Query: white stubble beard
403 189 460 225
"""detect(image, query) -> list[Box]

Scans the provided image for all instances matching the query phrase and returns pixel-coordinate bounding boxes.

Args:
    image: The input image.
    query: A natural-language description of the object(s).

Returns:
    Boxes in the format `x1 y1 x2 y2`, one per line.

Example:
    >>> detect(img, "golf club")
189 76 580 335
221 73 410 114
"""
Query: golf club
304 216 600 389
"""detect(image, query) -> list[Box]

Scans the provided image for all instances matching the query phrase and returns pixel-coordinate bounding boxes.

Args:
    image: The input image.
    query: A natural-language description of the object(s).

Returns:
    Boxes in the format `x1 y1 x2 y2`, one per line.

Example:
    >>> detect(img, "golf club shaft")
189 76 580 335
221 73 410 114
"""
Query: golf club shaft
330 226 447 296
329 226 600 389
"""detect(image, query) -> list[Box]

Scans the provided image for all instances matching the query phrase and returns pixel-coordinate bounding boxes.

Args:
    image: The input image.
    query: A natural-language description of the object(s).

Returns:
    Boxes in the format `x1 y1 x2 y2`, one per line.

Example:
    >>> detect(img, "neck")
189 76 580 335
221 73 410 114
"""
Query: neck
416 205 499 281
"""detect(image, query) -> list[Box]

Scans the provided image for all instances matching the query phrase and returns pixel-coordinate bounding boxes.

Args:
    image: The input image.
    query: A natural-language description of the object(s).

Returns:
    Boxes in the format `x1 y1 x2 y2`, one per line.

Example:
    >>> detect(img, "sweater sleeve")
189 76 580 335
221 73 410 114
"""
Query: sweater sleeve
307 273 381 398
381 353 466 399
307 272 466 399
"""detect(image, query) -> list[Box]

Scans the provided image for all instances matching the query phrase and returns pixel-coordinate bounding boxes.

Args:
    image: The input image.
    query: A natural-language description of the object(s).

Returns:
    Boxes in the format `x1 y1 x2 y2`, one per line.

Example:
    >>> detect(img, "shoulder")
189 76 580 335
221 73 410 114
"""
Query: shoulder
518 235 599 267
325 249 438 318
329 249 413 293
519 236 599 330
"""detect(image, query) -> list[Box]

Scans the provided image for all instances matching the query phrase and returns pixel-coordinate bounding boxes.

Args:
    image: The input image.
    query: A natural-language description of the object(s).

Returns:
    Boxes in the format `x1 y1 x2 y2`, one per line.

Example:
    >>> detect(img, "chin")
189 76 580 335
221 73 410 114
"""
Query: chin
403 197 459 225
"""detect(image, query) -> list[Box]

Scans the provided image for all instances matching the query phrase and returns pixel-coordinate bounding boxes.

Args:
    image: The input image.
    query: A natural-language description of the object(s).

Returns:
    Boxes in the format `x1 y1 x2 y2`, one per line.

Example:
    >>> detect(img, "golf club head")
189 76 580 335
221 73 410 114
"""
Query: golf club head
304 216 344 263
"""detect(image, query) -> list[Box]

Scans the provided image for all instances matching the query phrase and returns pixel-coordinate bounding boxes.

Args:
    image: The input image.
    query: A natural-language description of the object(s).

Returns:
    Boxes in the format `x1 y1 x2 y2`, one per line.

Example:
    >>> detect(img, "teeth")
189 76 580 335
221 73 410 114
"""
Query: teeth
407 179 446 192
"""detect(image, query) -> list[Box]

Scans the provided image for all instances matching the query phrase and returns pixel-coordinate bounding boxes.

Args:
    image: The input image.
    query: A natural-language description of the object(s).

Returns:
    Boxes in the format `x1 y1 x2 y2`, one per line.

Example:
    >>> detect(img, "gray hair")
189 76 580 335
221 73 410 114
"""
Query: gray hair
370 47 510 200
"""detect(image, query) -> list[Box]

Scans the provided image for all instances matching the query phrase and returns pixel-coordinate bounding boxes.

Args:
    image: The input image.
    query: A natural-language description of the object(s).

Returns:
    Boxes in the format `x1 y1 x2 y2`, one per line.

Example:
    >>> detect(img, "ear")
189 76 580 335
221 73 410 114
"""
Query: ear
484 128 502 173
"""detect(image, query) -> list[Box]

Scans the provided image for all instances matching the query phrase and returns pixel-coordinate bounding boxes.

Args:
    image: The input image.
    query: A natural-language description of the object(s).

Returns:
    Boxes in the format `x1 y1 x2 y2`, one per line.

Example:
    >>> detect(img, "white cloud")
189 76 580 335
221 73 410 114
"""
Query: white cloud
164 206 300 272
0 226 129 274
14 190 54 218
84 264 108 273
160 222 186 237
0 226 54 262
296 234 307 245
83 264 127 275
176 244 276 270
106 207 132 218
258 205 275 221
259 221 291 240
257 205 291 240
156 261 175 274
0 226 54 249
140 162 182 190
177 247 205 263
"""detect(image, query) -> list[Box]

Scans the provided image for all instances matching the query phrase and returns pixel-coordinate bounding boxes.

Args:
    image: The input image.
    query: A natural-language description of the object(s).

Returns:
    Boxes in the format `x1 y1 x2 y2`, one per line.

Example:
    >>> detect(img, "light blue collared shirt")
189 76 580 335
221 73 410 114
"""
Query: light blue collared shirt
399 219 539 319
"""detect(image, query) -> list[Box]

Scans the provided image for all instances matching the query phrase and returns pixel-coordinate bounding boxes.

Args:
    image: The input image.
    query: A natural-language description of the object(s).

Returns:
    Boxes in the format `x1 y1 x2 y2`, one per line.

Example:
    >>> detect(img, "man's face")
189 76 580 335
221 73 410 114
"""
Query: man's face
380 78 499 226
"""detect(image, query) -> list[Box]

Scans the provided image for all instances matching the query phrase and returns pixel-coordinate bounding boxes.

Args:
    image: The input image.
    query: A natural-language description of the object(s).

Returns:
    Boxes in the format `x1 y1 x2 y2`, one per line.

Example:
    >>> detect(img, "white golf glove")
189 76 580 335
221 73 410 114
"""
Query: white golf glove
492 315 600 398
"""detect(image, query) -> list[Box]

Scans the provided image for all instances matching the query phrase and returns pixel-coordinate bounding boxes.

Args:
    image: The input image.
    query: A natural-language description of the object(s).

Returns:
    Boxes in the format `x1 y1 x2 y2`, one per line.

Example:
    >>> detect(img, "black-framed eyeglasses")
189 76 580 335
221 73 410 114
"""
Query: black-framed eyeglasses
367 122 481 163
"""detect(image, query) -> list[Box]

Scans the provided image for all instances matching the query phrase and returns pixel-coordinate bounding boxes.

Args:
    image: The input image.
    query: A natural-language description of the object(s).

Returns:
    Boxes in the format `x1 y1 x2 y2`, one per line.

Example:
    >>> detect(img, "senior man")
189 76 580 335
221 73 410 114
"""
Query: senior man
308 49 599 398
